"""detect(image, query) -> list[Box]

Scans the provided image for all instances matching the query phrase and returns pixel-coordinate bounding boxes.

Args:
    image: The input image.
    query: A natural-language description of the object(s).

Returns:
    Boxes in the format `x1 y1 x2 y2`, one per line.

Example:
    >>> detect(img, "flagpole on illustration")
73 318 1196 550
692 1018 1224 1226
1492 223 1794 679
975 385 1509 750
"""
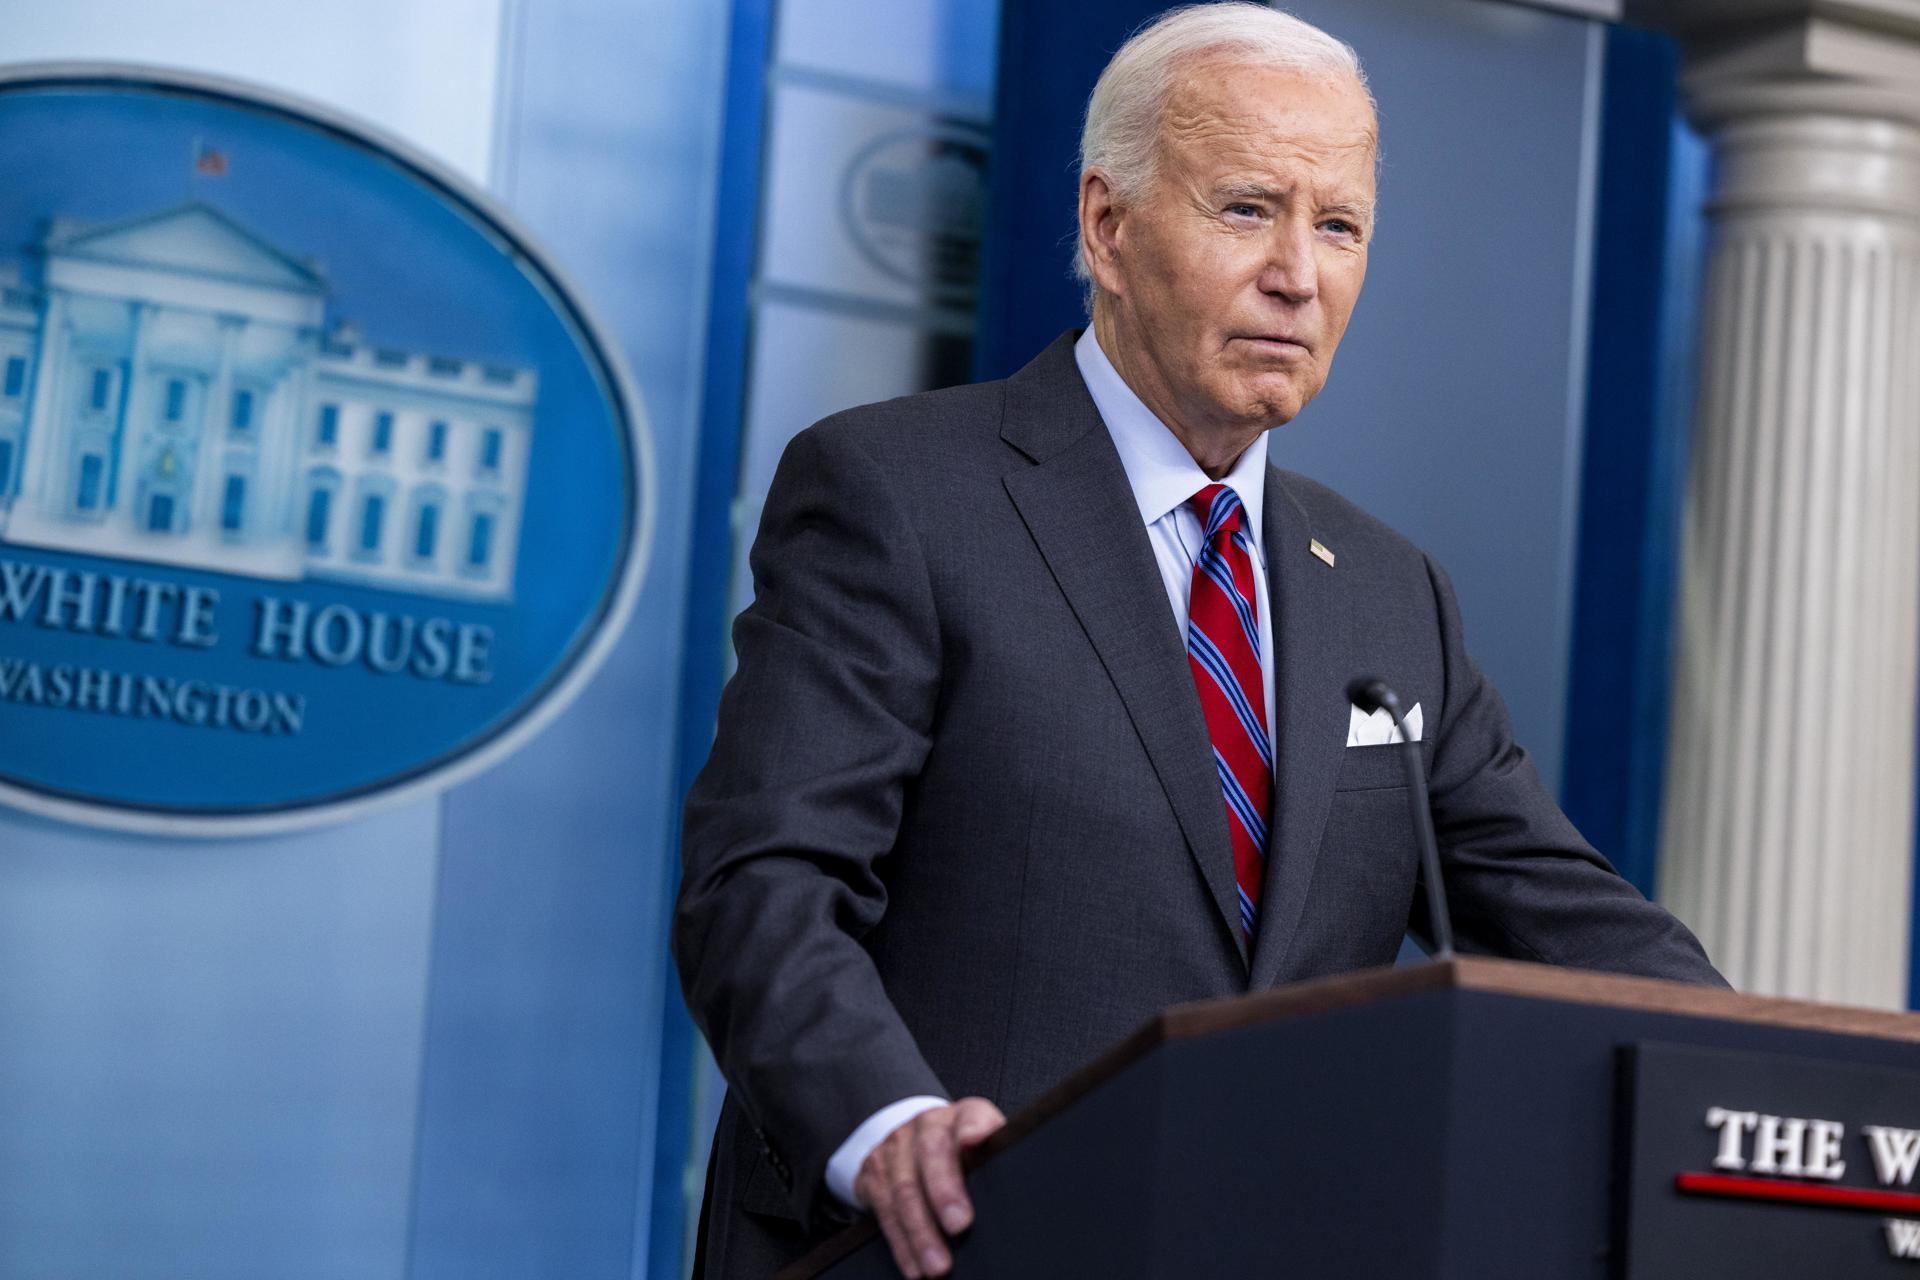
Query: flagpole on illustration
188 136 228 203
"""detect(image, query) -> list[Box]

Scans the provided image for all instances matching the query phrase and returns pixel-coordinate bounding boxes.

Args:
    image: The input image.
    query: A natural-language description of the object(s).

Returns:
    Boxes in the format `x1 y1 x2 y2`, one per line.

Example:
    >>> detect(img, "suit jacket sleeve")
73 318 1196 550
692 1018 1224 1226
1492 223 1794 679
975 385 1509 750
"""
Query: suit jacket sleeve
1421 553 1727 985
674 422 950 1221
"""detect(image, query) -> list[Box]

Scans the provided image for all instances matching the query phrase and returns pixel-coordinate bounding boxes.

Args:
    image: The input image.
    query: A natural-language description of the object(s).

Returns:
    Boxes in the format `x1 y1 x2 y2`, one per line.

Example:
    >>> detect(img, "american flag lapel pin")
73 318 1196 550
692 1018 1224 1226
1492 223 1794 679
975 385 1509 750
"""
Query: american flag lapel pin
1309 538 1335 567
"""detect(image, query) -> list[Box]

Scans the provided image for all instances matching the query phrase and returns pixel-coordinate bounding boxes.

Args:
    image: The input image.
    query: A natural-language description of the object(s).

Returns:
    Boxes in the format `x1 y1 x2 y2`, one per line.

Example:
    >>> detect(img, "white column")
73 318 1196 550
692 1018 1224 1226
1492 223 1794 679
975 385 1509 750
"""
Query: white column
267 351 313 543
106 299 153 534
1649 8 1920 1006
194 314 242 536
15 289 71 511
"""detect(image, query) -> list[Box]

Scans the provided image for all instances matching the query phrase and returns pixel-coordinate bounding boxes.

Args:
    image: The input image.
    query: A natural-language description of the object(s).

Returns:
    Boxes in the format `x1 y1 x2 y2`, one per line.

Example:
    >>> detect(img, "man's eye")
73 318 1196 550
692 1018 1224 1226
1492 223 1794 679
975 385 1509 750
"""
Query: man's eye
1321 219 1359 237
1225 203 1260 218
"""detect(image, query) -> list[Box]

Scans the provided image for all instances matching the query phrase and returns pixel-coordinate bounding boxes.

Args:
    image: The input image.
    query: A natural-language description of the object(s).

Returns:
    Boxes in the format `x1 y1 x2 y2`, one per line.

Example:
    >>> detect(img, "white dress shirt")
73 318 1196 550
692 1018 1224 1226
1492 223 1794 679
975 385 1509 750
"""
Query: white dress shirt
823 327 1279 1207
1071 327 1277 738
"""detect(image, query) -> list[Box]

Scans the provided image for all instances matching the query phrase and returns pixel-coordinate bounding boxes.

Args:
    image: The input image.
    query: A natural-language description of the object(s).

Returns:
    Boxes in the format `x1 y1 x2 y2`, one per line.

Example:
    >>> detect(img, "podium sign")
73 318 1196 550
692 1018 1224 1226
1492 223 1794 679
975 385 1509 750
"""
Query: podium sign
1618 1043 1920 1275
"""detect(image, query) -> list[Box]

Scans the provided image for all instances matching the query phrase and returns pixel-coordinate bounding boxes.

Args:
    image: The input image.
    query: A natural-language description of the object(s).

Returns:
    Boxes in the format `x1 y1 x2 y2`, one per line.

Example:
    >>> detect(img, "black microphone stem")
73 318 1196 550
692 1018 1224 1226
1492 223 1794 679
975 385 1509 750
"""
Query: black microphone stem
1379 699 1455 961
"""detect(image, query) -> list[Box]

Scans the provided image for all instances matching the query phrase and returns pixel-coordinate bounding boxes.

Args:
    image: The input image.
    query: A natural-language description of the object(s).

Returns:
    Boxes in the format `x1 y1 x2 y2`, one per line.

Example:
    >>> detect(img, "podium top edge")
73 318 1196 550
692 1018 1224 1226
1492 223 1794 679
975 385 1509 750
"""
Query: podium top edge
979 959 1920 1181
1161 956 1920 1047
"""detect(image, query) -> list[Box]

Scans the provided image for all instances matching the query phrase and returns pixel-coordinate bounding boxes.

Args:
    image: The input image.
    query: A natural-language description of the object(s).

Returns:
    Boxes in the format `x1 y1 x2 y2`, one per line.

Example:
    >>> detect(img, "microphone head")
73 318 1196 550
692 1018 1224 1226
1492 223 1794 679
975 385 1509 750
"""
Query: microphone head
1345 676 1400 715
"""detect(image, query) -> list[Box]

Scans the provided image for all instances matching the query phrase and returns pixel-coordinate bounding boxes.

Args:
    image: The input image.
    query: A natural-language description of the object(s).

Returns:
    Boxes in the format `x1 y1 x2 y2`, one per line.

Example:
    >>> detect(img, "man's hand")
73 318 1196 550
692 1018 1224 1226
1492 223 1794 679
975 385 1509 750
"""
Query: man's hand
854 1096 1006 1278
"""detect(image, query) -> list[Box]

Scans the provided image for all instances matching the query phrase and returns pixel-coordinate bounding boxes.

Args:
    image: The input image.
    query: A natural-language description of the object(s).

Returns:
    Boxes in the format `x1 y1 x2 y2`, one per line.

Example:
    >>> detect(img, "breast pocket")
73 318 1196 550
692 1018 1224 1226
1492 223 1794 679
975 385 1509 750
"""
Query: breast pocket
1334 743 1422 792
1305 751 1427 967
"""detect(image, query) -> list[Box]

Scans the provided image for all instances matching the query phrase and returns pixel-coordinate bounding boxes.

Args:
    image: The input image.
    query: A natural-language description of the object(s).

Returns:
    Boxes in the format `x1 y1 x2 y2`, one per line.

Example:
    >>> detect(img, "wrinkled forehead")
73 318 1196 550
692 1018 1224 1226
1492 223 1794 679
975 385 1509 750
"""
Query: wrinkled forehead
1158 59 1378 187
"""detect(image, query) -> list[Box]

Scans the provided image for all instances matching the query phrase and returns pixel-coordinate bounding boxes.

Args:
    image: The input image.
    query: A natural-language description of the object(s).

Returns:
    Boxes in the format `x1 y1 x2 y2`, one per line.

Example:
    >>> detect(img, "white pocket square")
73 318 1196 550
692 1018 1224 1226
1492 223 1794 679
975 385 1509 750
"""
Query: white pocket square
1347 701 1422 747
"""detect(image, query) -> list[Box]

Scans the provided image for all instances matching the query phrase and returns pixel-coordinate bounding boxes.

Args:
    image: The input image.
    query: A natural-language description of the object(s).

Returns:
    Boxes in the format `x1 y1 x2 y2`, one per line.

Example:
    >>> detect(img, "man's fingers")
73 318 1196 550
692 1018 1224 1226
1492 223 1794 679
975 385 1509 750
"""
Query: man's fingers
856 1099 1006 1277
858 1143 918 1278
951 1096 1008 1147
913 1112 971 1234
876 1201 921 1279
885 1133 951 1277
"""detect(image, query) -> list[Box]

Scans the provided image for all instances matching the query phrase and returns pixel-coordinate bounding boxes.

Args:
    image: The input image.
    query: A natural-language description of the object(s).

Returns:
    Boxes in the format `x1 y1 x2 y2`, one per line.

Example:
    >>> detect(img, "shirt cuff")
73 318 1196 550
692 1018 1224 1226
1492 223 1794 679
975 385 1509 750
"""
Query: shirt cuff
825 1095 951 1208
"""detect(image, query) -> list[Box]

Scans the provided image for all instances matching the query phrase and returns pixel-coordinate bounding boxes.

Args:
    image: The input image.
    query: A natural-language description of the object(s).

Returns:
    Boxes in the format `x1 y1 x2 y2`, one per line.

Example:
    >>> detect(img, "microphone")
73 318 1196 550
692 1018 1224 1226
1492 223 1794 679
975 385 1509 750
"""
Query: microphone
1345 677 1455 960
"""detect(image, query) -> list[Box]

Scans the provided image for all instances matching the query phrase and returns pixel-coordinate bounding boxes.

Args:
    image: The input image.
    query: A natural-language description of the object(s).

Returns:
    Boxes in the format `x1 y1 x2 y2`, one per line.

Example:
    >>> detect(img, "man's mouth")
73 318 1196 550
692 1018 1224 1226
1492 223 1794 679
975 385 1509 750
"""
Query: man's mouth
1235 335 1311 356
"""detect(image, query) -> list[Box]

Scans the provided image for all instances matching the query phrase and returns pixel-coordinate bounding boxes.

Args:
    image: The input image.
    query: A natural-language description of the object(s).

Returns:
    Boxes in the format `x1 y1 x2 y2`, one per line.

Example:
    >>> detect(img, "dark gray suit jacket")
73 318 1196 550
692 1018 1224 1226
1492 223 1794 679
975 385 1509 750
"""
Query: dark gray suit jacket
674 332 1721 1277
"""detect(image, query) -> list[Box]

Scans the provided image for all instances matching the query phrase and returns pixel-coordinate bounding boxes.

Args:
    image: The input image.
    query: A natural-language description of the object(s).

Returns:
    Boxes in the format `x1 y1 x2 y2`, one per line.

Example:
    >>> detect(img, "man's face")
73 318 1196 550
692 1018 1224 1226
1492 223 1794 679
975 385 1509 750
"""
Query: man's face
1087 59 1376 438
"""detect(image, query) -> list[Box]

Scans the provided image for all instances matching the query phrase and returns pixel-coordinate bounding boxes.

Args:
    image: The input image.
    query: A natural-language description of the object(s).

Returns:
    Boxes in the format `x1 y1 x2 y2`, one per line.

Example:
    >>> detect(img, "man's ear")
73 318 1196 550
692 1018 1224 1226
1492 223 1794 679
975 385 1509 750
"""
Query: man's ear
1078 169 1126 297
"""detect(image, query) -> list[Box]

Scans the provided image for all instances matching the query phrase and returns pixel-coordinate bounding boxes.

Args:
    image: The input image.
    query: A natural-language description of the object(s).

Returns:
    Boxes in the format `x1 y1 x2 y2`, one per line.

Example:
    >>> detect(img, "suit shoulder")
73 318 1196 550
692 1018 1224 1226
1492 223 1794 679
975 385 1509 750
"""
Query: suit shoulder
1269 467 1431 564
795 379 1008 467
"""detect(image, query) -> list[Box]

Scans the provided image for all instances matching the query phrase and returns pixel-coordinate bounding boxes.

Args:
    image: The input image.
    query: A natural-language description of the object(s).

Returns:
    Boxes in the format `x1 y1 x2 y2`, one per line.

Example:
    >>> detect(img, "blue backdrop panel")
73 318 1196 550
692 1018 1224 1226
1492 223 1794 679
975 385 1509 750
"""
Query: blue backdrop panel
0 3 737 1277
403 0 732 1275
0 803 440 1280
667 0 777 1271
973 0 1134 384
980 0 1606 790
1561 26 1704 896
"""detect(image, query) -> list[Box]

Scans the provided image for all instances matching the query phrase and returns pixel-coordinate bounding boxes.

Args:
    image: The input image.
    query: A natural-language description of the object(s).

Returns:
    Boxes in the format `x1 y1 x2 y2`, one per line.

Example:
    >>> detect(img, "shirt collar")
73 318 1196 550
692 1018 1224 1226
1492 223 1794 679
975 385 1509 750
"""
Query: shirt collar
1074 327 1267 549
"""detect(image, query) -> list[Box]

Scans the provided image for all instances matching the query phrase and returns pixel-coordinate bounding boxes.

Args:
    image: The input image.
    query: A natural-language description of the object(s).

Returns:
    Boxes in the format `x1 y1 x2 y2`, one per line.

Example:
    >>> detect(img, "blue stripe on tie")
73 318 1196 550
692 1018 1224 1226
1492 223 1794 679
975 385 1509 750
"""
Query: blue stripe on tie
1196 541 1261 656
1197 548 1258 654
1189 627 1271 765
1204 489 1239 541
1238 884 1257 930
1230 528 1259 586
1230 531 1262 633
1213 746 1269 850
1215 756 1267 850
1188 626 1272 764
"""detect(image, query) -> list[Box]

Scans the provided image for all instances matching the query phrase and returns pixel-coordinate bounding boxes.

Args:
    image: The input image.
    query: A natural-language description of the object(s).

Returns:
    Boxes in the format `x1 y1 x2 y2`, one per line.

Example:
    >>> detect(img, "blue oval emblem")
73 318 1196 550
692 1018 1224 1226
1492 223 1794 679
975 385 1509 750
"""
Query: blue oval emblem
0 67 651 834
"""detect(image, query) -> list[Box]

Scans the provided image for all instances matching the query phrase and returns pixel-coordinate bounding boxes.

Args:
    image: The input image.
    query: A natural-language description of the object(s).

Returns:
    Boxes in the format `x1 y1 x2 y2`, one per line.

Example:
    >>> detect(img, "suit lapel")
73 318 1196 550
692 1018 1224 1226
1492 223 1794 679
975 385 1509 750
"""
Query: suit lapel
1000 336 1248 966
1248 470 1350 988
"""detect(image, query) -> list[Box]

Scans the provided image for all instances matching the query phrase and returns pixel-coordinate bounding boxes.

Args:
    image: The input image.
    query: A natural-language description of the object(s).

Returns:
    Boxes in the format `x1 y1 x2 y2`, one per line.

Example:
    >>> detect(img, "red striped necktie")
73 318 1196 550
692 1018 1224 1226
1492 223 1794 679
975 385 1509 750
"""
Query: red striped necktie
1183 483 1271 942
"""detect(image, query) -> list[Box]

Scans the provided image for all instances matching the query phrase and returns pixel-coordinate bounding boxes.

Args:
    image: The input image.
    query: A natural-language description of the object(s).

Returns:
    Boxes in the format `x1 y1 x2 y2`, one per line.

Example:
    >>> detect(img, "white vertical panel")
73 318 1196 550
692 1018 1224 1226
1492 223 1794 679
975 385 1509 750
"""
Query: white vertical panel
0 803 443 1277
0 1 508 1273
0 0 503 183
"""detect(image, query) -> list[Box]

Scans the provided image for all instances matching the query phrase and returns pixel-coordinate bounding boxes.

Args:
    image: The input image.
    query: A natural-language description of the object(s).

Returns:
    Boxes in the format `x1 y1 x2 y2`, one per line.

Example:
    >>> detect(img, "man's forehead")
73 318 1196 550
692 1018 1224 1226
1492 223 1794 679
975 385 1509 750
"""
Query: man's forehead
1184 131 1377 180
1155 65 1375 198
1161 60 1377 160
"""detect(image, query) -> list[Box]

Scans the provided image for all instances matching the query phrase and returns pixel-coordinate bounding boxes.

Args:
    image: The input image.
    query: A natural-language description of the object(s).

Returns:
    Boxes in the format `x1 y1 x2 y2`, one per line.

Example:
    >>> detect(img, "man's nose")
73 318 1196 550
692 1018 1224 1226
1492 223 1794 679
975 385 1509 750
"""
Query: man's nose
1257 223 1318 303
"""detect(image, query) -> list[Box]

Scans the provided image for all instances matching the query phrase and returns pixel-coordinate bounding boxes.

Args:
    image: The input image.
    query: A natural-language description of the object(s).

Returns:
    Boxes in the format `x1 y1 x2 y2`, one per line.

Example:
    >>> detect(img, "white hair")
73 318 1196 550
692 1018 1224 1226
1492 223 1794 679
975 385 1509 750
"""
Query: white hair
1075 3 1373 291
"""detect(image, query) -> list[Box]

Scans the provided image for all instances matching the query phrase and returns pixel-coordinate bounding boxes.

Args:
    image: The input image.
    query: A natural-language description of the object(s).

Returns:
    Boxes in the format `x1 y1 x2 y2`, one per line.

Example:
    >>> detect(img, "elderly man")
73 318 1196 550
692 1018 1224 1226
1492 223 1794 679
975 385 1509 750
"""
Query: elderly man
675 5 1723 1277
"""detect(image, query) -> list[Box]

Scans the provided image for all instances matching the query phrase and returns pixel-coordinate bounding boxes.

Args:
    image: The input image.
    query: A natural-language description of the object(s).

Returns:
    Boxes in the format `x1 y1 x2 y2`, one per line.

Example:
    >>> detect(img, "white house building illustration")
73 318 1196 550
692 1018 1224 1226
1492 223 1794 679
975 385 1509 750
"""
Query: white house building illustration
0 203 535 602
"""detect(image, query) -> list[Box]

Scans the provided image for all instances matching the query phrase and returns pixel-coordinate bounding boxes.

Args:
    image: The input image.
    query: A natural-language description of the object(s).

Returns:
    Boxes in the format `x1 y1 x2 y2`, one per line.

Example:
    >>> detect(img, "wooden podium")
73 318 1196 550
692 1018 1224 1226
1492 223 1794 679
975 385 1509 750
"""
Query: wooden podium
782 959 1920 1279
